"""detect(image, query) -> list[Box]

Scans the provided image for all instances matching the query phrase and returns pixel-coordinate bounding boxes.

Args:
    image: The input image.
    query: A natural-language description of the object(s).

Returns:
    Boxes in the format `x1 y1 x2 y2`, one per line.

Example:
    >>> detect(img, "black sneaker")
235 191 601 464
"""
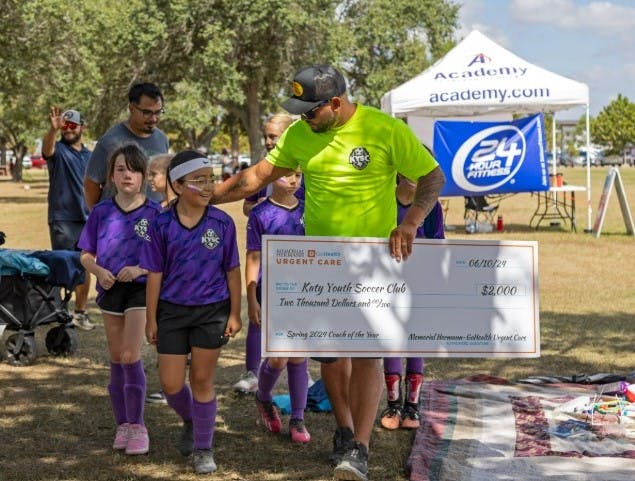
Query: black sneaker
379 402 402 430
334 441 369 481
178 420 193 456
329 426 355 466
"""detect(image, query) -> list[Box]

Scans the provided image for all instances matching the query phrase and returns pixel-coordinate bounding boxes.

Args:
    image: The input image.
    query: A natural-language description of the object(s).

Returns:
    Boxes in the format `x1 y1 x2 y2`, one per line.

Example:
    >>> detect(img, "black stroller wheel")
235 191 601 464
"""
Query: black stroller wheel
45 325 78 356
5 333 37 366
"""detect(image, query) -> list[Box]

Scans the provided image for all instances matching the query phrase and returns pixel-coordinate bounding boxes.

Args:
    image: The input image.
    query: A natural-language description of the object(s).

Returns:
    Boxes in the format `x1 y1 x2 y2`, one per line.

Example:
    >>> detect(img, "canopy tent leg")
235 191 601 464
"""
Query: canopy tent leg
585 106 592 232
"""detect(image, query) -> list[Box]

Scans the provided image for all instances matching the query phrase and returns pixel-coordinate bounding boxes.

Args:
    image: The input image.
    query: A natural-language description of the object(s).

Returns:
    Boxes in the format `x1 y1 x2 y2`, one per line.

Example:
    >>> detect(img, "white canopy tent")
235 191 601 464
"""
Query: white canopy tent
381 30 592 231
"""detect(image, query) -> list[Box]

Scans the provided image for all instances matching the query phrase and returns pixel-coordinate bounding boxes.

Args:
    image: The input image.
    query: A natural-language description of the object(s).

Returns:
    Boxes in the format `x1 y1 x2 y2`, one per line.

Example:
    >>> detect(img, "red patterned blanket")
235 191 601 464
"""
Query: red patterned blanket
407 378 635 481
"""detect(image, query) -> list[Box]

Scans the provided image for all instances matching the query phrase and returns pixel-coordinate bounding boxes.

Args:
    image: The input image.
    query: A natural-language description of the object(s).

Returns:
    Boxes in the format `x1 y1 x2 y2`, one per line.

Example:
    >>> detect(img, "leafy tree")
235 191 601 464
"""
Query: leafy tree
338 0 459 106
1 0 462 179
591 94 635 155
0 1 99 179
188 0 342 162
159 80 224 152
80 0 178 135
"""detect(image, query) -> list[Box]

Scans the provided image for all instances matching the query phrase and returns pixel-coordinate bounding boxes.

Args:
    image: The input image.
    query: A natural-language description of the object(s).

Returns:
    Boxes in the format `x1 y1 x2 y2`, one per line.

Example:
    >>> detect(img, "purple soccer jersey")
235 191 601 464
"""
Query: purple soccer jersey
78 198 162 297
140 204 240 306
246 198 304 288
397 200 445 239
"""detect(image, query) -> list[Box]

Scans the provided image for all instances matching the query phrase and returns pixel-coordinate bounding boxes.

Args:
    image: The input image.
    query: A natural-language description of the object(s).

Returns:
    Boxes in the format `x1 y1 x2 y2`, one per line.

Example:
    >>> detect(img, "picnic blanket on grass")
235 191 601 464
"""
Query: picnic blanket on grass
407 378 635 481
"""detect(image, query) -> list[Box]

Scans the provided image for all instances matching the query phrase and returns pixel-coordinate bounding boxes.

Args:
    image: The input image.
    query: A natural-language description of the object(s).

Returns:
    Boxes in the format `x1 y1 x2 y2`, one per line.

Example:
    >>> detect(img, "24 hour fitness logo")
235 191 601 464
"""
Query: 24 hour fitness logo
452 125 526 192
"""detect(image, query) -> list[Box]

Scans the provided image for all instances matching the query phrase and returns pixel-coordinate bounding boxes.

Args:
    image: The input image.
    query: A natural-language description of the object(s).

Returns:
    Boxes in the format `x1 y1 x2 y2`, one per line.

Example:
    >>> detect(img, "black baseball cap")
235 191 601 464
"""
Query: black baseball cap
281 64 347 115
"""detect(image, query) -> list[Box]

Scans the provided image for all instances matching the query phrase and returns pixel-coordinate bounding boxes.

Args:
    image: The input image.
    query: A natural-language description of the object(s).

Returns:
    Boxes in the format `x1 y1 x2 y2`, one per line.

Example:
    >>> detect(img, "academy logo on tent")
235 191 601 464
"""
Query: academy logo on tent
467 53 491 67
452 125 526 192
434 51 527 80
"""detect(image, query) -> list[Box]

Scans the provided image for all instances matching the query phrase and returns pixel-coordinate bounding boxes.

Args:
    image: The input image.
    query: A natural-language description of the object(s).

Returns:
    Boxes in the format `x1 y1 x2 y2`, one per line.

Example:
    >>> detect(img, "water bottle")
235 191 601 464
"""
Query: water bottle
496 215 504 232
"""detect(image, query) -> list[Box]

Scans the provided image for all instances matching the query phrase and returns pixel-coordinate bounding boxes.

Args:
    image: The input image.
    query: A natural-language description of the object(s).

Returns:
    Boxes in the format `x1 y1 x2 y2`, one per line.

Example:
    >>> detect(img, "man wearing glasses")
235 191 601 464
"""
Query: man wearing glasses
211 64 445 481
84 82 169 210
42 108 94 330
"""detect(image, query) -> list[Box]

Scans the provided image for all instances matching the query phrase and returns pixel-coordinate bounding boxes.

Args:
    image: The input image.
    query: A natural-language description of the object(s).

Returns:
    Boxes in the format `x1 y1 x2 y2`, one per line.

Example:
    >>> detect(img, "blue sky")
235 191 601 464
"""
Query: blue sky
456 0 635 119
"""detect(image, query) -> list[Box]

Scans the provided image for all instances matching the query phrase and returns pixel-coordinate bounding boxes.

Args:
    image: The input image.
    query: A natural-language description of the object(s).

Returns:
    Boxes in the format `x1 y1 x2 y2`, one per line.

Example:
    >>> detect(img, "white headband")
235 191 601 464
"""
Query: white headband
169 157 212 181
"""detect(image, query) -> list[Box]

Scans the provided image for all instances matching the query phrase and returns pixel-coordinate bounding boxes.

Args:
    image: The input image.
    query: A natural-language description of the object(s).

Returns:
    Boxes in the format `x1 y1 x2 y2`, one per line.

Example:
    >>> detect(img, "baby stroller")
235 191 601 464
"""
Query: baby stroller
0 248 85 366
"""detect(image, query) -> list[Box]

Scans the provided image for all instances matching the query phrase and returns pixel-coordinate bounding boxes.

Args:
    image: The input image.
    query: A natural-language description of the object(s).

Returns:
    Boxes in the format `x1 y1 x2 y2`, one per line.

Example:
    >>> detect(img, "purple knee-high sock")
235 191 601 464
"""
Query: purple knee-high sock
192 398 217 450
257 359 283 402
108 362 126 425
383 357 402 374
122 360 146 426
245 321 261 374
405 357 424 374
165 385 193 422
287 359 309 420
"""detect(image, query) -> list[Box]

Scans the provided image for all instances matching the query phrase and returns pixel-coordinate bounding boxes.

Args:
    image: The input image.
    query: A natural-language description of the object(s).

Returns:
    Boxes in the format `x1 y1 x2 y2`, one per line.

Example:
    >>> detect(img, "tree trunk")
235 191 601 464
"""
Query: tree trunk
195 125 221 153
244 81 263 163
10 142 27 182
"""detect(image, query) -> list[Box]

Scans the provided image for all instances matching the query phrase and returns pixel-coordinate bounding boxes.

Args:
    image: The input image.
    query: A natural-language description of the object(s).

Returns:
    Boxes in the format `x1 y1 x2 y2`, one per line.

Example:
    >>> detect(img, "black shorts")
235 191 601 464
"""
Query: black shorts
311 357 380 363
312 357 339 364
97 281 146 315
157 299 230 355
49 221 85 251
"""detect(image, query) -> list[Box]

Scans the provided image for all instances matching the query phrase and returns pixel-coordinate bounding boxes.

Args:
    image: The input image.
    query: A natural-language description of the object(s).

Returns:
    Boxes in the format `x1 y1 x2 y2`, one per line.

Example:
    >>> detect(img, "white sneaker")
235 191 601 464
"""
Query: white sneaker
233 371 258 393
72 312 95 331
145 390 167 404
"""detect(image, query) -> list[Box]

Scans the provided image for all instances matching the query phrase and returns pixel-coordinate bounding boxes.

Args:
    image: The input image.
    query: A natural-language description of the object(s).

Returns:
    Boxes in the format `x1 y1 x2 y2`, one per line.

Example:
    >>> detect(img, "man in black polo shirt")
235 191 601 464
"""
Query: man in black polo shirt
42 107 94 330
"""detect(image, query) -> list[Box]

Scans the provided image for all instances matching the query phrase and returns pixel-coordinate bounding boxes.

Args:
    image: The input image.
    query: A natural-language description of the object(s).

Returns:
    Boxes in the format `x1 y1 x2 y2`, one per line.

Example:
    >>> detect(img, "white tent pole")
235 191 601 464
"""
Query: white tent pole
552 116 557 178
585 106 592 232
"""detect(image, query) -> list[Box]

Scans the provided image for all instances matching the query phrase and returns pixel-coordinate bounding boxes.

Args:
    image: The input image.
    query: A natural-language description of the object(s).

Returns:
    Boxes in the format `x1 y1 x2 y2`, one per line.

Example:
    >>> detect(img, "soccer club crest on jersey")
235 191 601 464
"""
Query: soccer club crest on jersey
349 147 370 170
134 218 151 241
201 229 220 250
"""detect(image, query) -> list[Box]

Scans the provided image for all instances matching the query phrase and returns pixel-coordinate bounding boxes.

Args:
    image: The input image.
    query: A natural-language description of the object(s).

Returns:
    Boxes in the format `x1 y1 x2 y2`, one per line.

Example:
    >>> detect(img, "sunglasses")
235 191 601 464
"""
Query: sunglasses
302 100 329 120
61 121 80 131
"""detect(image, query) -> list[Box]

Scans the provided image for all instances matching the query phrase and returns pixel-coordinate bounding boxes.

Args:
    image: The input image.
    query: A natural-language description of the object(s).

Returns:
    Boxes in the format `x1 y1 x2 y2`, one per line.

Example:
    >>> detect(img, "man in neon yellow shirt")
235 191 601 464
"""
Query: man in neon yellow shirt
212 64 445 481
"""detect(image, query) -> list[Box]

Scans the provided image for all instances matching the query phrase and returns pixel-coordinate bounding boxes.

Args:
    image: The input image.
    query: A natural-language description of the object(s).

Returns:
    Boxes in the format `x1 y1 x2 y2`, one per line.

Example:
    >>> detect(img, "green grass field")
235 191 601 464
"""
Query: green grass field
0 166 633 481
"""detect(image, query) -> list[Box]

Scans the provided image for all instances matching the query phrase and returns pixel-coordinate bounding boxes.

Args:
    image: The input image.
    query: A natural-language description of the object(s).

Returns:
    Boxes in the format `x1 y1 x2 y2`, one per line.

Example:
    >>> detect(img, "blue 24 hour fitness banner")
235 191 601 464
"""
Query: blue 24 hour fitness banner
433 113 549 196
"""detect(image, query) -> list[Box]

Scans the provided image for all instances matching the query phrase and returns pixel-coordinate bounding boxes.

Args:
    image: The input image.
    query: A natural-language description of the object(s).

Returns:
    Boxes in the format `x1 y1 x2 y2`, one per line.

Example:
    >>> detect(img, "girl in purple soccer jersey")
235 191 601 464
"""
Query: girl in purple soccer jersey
380 174 445 431
234 113 295 394
141 150 242 474
245 168 311 443
78 144 162 455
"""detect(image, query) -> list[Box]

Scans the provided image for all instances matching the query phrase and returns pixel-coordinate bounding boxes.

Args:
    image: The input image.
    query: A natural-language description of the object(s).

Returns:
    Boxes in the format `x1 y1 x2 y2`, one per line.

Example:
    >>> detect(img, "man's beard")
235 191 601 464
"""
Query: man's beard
141 124 156 134
60 133 81 145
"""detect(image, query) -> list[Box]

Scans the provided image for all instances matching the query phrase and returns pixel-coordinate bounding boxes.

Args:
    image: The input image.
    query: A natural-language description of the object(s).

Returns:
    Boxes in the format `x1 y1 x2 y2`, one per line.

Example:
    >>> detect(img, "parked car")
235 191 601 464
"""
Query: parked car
547 152 575 167
208 153 222 166
22 156 32 169
238 154 252 169
30 154 46 169
600 155 624 167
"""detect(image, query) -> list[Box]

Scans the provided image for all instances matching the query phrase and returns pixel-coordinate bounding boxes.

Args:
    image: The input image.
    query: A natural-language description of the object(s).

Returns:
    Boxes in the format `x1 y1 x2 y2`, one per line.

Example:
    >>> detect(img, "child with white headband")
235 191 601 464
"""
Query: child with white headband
140 150 242 474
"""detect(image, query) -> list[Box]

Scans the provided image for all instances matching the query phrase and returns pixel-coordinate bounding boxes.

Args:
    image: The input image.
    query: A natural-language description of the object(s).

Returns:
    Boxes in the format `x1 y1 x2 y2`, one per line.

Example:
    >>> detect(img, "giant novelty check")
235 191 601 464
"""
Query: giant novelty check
261 236 540 358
